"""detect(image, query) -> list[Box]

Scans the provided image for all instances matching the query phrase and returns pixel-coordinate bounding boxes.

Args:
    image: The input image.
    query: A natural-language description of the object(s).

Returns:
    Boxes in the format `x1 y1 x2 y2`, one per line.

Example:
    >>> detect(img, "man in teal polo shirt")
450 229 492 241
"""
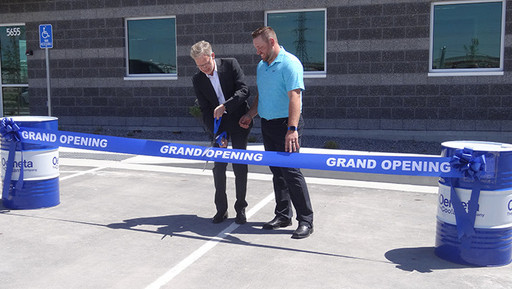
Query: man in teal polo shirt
239 26 314 239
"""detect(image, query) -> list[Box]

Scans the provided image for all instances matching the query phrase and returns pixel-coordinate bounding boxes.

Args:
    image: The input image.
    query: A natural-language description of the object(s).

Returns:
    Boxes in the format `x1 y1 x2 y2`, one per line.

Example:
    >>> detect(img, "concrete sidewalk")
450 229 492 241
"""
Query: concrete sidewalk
1 146 511 289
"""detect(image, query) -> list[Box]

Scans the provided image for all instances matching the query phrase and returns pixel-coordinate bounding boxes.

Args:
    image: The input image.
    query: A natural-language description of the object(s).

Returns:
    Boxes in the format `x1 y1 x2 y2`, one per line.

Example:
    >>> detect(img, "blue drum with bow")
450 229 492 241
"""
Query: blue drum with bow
436 141 512 266
1 116 59 209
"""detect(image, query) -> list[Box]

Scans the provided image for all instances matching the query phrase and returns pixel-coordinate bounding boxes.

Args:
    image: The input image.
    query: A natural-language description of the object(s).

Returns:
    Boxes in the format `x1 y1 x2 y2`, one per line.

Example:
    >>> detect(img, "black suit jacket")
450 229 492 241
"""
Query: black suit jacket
192 58 250 138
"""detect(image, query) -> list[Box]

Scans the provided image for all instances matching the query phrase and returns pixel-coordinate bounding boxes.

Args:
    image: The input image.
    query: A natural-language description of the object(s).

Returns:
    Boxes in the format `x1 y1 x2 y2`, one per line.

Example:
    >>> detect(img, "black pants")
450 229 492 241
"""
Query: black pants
213 126 251 215
261 115 313 227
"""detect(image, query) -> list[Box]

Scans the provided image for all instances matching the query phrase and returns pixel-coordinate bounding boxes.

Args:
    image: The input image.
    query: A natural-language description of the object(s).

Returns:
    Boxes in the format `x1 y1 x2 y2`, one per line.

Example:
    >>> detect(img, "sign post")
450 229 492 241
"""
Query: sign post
39 24 53 116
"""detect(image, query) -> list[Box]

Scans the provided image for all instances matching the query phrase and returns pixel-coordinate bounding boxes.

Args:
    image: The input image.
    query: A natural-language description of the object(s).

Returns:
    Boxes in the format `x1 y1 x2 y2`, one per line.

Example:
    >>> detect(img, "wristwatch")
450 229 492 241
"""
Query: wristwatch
288 126 297 132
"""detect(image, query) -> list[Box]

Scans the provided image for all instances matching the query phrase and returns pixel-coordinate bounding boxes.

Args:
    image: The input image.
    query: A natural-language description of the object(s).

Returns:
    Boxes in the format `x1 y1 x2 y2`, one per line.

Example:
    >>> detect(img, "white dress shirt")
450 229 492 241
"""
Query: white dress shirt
205 61 226 104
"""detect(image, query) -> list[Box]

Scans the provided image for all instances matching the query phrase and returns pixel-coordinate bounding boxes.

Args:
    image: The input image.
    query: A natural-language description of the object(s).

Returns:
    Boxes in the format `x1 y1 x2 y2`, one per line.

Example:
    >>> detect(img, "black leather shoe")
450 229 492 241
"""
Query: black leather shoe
262 216 292 230
291 224 313 239
212 212 228 223
235 211 247 224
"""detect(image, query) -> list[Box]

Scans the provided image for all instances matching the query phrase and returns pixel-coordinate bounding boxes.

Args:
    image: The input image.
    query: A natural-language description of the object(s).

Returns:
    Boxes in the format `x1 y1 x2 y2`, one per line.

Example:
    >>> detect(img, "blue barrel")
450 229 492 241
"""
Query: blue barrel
436 141 512 266
1 116 59 209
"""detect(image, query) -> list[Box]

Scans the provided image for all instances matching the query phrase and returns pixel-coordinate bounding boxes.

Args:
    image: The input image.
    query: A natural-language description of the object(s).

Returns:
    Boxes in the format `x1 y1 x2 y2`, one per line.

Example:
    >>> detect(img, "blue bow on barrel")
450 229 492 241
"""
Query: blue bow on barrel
0 118 21 143
450 148 486 180
449 147 486 246
0 118 25 201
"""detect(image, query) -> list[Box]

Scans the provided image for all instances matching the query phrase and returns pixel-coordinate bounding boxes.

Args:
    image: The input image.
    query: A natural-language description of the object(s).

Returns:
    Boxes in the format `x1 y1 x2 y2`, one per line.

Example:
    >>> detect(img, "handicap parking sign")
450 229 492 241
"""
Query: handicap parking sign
39 24 53 48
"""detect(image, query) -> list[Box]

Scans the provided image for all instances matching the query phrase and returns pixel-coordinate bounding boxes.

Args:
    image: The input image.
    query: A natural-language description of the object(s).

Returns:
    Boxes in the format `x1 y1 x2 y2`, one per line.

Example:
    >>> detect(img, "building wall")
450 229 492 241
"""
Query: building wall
1 0 511 141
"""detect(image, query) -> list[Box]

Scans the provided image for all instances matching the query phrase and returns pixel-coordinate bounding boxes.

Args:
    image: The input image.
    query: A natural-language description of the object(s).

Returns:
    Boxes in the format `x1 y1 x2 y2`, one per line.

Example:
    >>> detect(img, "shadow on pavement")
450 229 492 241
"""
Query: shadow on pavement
2 209 395 265
111 214 395 264
107 215 295 239
385 247 469 273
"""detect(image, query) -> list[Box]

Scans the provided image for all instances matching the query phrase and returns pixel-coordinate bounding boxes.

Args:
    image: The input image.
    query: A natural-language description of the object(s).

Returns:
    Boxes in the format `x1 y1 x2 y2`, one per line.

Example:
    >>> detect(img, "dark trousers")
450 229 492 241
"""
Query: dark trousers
213 127 250 215
261 115 313 227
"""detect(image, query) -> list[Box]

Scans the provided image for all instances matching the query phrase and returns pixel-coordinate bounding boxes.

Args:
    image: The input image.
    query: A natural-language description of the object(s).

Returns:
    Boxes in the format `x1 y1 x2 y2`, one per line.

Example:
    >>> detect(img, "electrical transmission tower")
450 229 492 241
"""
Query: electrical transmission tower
294 12 310 65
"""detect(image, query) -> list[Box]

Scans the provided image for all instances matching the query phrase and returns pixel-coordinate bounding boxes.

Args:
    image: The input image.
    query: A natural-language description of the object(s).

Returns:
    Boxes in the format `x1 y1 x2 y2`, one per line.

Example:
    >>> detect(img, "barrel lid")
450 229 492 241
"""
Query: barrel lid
2 116 58 122
442 140 512 152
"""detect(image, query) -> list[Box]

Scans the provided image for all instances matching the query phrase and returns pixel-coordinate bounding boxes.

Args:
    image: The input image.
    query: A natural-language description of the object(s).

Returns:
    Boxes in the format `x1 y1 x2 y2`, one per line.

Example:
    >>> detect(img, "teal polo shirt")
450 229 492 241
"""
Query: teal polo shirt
257 47 305 120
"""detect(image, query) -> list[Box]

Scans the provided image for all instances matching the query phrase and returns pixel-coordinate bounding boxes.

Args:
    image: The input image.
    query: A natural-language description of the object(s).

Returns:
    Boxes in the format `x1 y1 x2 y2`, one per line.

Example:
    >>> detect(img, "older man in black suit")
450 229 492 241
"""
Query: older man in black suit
190 40 252 224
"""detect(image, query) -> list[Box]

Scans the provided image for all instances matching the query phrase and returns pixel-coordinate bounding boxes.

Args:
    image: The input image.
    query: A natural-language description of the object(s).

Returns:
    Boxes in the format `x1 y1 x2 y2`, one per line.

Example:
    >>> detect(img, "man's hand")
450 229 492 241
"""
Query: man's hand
214 104 225 119
219 137 228 148
285 130 299 153
239 113 252 129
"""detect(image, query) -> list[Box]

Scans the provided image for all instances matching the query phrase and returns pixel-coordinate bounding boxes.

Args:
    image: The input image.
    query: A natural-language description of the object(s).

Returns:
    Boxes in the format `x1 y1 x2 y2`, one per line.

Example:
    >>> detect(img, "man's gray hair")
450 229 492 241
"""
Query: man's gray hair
190 40 212 59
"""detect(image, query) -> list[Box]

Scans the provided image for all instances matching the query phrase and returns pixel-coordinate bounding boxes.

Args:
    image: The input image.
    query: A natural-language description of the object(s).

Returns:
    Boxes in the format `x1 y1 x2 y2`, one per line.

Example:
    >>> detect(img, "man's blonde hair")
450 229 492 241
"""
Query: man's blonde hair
190 40 212 59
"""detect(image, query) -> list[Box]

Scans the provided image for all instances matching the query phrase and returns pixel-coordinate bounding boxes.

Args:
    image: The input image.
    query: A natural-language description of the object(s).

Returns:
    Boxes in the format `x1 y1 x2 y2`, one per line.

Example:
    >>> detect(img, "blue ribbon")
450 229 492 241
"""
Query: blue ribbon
213 117 227 147
449 148 486 247
16 126 461 178
0 118 24 202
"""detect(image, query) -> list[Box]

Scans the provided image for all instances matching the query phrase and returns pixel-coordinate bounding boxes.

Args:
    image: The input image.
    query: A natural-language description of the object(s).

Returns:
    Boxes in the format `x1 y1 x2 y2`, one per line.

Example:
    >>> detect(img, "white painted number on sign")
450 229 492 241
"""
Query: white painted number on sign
6 27 21 37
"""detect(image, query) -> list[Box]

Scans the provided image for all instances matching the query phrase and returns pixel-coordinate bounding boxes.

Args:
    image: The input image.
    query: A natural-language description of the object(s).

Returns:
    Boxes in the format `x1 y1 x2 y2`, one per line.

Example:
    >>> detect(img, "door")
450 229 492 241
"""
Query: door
0 24 29 117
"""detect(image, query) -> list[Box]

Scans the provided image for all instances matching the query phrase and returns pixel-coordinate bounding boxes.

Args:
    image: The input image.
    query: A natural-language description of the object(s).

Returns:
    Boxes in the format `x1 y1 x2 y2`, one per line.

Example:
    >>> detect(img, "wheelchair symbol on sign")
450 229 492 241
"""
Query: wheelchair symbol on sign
39 24 53 49
41 28 50 39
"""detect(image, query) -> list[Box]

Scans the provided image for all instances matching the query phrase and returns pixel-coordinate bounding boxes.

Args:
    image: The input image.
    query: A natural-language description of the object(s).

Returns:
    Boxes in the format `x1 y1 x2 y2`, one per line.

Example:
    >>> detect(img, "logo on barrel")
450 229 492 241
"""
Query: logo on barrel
1 157 34 168
439 193 483 217
0 149 59 178
52 156 59 169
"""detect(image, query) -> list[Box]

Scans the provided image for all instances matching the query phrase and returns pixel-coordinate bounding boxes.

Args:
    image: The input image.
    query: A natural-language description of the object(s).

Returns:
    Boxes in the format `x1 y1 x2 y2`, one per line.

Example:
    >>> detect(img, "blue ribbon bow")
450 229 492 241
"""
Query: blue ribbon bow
0 118 21 142
450 148 486 180
449 148 486 247
0 118 25 201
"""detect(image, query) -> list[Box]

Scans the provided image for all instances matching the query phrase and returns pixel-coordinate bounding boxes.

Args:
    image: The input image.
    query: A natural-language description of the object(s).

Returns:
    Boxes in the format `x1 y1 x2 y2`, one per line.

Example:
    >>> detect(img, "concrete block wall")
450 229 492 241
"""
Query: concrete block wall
0 0 511 140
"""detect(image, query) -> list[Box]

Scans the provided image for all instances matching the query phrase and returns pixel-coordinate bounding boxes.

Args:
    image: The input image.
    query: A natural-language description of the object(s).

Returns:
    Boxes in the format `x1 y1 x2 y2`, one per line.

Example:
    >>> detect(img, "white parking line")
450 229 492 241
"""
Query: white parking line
144 193 275 289
59 166 106 181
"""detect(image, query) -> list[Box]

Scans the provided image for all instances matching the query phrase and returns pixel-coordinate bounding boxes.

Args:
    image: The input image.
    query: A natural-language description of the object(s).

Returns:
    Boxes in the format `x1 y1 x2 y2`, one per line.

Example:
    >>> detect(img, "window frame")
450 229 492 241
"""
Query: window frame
124 16 178 81
0 23 29 117
428 0 506 77
265 8 327 79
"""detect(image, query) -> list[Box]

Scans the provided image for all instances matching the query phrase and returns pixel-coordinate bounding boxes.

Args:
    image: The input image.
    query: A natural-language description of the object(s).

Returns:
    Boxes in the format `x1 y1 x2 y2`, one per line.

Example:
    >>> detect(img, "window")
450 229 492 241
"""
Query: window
266 9 327 78
429 0 505 76
125 16 177 80
0 24 29 116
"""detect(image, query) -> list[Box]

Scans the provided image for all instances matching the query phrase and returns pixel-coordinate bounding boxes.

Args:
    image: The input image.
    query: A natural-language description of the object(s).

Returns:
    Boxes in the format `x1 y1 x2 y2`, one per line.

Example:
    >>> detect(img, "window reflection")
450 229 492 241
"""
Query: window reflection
267 10 326 73
0 25 28 84
431 2 503 71
2 87 29 116
126 17 177 75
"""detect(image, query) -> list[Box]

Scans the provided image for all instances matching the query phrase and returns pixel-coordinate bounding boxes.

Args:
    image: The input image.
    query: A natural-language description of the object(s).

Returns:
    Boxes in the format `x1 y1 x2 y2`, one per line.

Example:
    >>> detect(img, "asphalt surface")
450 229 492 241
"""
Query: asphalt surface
1 143 511 289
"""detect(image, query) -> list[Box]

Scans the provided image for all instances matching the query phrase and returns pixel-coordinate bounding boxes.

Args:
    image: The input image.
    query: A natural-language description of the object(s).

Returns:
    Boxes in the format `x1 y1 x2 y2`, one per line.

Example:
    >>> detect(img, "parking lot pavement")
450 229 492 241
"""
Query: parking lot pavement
1 147 511 289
